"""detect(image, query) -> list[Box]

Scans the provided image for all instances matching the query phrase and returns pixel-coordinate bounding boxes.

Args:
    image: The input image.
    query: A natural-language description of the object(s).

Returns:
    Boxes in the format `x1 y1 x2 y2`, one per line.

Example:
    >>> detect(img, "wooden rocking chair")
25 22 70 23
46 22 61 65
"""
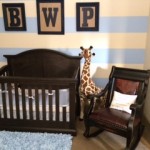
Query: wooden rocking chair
84 66 150 150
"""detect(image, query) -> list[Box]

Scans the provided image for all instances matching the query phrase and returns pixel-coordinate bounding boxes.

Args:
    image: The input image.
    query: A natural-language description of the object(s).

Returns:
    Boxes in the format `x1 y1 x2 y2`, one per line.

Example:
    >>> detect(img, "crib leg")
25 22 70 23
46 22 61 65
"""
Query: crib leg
79 97 85 121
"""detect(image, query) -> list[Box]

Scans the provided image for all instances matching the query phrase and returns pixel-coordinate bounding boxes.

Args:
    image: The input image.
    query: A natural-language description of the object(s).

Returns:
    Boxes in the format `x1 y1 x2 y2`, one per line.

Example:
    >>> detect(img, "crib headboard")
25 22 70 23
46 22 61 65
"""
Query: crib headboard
4 49 82 78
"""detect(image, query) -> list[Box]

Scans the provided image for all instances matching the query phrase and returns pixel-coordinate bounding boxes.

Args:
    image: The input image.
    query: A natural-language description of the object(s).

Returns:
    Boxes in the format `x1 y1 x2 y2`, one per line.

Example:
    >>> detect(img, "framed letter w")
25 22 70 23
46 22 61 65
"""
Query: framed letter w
36 0 64 34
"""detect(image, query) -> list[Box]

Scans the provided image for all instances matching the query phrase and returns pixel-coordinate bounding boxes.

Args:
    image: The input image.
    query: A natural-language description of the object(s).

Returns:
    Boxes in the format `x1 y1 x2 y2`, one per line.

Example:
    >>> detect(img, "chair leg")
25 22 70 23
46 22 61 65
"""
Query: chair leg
138 124 145 138
125 148 130 150
83 127 90 137
79 97 85 120
126 137 132 150
135 124 145 147
89 128 104 137
126 124 144 150
84 125 104 138
126 138 138 150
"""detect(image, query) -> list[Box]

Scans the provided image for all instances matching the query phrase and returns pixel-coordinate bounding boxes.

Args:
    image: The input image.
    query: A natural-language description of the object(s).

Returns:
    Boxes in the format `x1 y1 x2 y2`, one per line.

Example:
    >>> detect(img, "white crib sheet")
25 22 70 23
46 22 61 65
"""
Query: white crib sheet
0 88 70 122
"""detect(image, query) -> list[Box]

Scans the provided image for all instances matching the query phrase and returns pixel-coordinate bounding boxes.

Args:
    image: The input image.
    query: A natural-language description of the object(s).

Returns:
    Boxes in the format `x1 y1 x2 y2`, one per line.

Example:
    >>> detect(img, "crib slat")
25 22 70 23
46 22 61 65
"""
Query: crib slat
0 84 1 118
8 83 13 119
21 87 27 120
35 87 39 120
15 84 20 119
69 85 75 128
1 83 7 118
42 88 46 121
15 83 20 119
48 87 53 121
55 88 59 122
63 107 66 122
28 88 33 120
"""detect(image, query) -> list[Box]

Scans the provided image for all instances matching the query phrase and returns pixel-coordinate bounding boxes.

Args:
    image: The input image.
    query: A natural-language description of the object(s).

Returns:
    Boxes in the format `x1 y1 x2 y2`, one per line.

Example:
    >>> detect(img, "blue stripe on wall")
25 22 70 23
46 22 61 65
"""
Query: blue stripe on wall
0 16 148 33
0 18 4 32
93 78 109 88
100 16 148 33
0 48 144 64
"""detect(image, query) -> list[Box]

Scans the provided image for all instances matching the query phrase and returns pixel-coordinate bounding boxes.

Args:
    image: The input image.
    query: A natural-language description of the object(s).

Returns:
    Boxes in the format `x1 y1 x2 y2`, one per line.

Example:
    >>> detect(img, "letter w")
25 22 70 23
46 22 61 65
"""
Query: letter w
42 8 58 27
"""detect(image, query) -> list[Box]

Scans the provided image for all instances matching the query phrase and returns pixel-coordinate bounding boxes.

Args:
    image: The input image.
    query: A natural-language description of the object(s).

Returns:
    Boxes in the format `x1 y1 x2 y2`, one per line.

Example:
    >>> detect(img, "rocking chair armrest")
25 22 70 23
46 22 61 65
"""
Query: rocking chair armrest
130 87 147 113
84 91 107 117
128 103 143 134
130 103 140 111
130 92 146 113
87 82 110 100
128 93 146 130
87 90 105 100
85 87 108 116
131 102 143 110
130 103 143 119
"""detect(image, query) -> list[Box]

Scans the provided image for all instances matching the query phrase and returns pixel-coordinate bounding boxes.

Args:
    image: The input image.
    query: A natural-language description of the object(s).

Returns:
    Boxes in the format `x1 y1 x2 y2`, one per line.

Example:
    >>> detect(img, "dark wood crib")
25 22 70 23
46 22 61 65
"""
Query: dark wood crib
0 49 81 136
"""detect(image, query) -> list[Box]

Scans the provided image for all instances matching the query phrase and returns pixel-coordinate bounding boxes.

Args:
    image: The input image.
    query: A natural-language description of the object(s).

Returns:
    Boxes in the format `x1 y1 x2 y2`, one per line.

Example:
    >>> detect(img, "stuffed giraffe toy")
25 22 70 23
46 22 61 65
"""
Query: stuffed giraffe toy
79 46 102 120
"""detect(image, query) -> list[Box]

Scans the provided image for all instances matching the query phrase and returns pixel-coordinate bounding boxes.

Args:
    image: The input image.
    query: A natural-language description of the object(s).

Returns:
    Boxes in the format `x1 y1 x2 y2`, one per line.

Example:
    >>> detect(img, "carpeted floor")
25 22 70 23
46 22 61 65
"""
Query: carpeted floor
0 120 149 150
0 131 72 150
72 119 150 150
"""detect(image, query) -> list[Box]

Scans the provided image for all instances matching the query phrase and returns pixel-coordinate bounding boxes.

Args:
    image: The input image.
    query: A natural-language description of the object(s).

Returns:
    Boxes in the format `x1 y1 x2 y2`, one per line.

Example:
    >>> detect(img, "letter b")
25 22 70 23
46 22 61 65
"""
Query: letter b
8 8 21 27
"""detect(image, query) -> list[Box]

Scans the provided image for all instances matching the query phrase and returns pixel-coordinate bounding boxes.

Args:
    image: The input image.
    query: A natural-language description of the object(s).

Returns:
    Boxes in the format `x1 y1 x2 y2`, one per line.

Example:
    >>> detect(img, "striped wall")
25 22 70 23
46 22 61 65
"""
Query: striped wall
0 0 149 88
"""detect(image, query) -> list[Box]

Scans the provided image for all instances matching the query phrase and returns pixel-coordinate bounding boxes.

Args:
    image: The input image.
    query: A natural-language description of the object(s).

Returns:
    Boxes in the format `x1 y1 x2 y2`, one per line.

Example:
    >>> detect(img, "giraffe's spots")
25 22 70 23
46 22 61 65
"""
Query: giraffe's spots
83 70 89 74
83 85 86 88
81 80 84 84
84 76 88 80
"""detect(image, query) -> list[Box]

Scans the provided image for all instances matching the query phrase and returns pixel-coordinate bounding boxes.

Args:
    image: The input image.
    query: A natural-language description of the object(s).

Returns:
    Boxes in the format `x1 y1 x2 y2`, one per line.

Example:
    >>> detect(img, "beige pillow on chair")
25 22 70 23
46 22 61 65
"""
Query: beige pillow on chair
110 91 137 114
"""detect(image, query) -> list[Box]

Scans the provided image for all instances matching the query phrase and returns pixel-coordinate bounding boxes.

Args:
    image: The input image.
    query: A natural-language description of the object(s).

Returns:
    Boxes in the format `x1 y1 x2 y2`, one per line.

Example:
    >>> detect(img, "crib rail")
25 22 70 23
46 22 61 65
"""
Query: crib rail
0 76 77 135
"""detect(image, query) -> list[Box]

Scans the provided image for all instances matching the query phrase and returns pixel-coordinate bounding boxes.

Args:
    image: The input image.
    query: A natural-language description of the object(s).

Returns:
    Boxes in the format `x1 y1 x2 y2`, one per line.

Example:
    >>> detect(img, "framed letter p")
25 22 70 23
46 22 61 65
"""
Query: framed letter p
76 2 99 31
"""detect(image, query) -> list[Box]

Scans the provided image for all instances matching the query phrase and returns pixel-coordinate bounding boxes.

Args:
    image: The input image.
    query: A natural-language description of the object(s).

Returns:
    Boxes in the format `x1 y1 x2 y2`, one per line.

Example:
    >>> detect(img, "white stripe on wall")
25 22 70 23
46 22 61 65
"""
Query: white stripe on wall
0 33 147 49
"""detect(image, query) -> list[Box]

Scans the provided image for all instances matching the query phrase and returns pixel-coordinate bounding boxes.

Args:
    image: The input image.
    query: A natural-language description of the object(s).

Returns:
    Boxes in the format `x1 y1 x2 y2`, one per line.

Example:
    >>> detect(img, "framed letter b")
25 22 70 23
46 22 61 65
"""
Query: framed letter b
2 3 26 31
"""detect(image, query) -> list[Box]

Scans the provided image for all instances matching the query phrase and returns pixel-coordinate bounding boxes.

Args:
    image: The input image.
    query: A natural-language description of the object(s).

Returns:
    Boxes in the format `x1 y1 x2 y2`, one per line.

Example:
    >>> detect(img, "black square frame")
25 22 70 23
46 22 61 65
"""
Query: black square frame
2 3 26 31
36 0 64 34
76 2 99 31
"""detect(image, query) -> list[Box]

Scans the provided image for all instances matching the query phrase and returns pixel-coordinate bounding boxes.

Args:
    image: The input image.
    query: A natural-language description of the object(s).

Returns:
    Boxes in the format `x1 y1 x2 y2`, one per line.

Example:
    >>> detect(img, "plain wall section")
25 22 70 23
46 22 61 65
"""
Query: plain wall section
144 3 150 126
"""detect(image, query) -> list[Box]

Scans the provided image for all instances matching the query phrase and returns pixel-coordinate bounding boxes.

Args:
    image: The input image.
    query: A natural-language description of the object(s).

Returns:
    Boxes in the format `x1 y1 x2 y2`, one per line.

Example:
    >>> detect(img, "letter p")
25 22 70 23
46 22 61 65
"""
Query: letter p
82 7 94 27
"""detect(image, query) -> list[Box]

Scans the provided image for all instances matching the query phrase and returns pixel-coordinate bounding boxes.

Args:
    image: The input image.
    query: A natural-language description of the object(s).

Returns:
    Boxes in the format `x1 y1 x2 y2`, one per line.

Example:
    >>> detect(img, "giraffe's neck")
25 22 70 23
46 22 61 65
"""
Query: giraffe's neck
82 58 91 75
81 58 91 86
